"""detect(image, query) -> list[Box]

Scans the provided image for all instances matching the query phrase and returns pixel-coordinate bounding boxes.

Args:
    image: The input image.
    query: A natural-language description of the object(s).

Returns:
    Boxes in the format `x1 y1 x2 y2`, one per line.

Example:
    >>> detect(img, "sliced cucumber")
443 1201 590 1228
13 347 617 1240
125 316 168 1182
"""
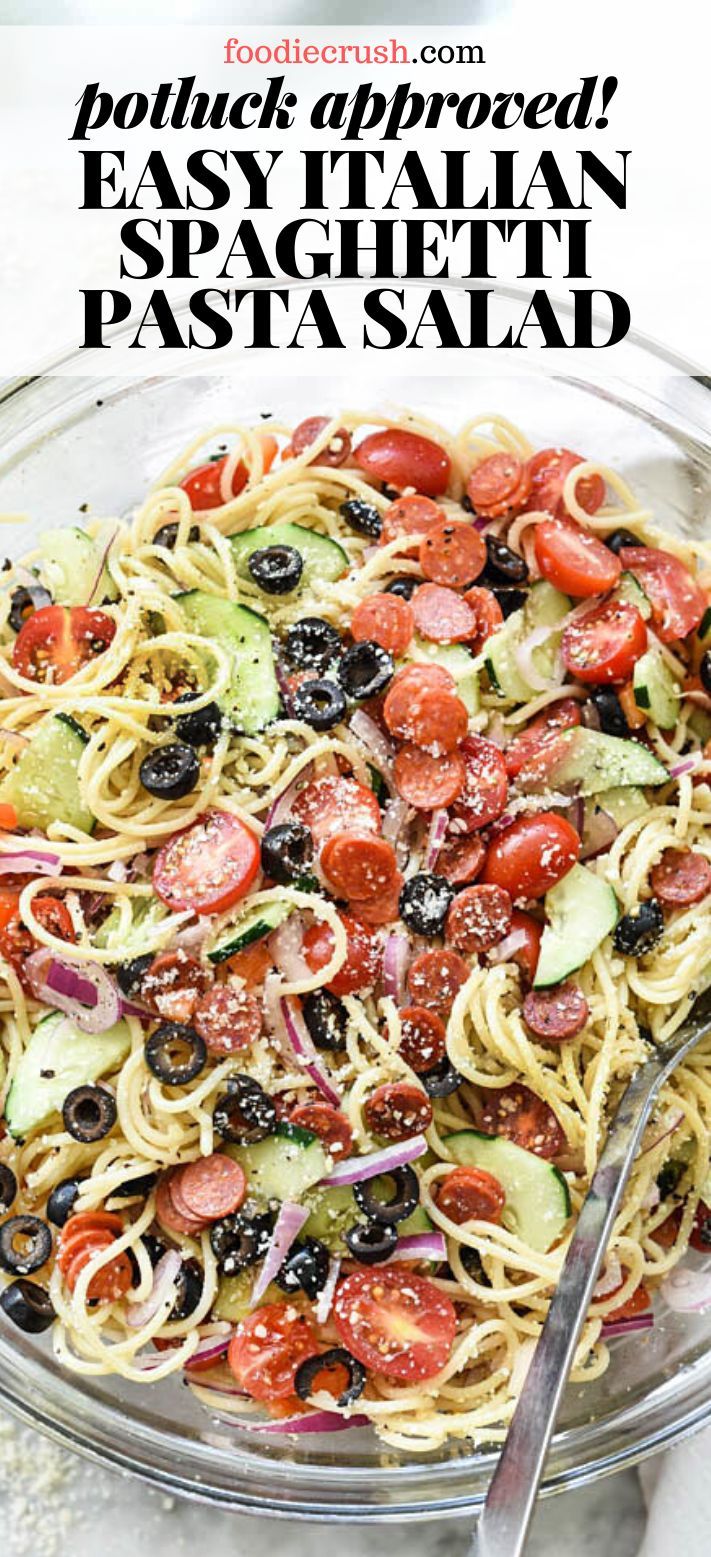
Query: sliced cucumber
485 582 570 703
597 785 649 829
226 1122 329 1204
229 522 348 589
614 571 652 620
534 863 619 988
4 1013 131 1141
633 647 681 729
409 638 480 716
207 901 292 965
213 1270 282 1323
303 1181 433 1252
39 526 117 605
0 713 93 833
444 1130 570 1253
178 590 279 735
517 726 668 796
93 895 175 959
688 706 711 745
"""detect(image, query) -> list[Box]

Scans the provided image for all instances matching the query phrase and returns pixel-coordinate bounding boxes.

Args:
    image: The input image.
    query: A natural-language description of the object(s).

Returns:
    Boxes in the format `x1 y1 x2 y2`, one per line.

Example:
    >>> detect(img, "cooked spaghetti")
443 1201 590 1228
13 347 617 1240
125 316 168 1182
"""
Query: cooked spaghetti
0 406 709 1452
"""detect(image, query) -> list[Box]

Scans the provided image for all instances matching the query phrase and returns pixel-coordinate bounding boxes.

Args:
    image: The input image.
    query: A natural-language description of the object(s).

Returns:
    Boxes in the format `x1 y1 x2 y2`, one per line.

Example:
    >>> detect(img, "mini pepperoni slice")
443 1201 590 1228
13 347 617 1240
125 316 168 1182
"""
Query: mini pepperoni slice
193 984 263 1055
289 1101 353 1159
393 744 466 810
399 1006 447 1073
177 1155 247 1221
436 831 486 886
479 1083 565 1160
462 587 504 651
387 661 457 697
526 448 605 520
411 583 478 645
436 1166 505 1225
503 698 582 780
522 982 589 1043
348 871 405 926
407 949 471 1014
364 1081 433 1140
466 454 531 519
650 848 711 908
292 776 381 848
384 679 469 755
350 593 414 656
155 1172 208 1237
446 884 512 955
380 494 445 547
168 1169 214 1231
138 950 211 1023
291 416 351 467
302 911 383 995
451 736 509 832
321 831 399 902
420 521 487 590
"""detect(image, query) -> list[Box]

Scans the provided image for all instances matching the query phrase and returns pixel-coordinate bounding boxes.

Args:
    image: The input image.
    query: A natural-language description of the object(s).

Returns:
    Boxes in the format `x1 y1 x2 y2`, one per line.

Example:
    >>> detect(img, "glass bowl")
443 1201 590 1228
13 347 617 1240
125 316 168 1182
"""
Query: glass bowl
0 336 710 1521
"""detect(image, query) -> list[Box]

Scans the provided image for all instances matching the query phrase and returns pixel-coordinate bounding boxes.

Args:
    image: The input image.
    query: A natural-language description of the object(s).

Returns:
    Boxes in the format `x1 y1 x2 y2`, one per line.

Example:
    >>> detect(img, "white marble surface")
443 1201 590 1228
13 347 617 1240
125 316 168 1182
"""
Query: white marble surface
0 1410 646 1557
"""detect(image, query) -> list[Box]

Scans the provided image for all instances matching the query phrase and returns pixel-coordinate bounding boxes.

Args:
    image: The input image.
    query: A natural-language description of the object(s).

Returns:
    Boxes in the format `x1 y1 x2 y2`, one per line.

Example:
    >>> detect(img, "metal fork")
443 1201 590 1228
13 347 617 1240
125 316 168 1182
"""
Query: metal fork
470 985 711 1557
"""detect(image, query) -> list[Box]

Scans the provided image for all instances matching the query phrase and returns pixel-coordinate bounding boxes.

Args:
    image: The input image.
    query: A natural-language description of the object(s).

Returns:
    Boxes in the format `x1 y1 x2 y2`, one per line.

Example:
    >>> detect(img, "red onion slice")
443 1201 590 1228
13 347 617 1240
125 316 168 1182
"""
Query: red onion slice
264 761 315 830
25 949 122 1033
513 625 565 694
661 1267 711 1313
251 1201 309 1305
639 1108 685 1157
382 932 411 1006
184 1333 233 1373
321 1134 428 1188
212 1408 370 1435
280 996 343 1107
0 848 61 875
388 1231 446 1263
580 806 618 861
315 1255 341 1324
269 913 310 983
486 926 530 967
86 526 118 606
600 1312 655 1339
126 1250 183 1329
670 753 704 779
349 710 395 784
425 809 449 872
382 796 411 845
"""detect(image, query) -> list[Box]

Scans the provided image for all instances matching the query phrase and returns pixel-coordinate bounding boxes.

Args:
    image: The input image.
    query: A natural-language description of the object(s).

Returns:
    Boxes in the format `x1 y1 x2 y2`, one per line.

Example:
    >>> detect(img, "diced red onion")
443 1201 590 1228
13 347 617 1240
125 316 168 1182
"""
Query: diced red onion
212 1408 370 1435
106 859 129 883
85 526 118 606
425 809 449 871
382 796 411 846
382 932 411 1006
25 949 122 1032
661 1267 711 1313
486 926 530 966
184 1332 234 1372
269 913 310 984
187 1378 249 1399
471 514 493 533
388 1232 447 1263
349 710 395 783
315 1255 341 1324
280 995 343 1107
251 1201 309 1305
321 1134 428 1188
593 1254 623 1298
640 1108 685 1157
0 848 61 875
126 1250 183 1329
580 806 619 861
670 754 703 779
600 1312 655 1340
513 625 564 694
264 761 316 831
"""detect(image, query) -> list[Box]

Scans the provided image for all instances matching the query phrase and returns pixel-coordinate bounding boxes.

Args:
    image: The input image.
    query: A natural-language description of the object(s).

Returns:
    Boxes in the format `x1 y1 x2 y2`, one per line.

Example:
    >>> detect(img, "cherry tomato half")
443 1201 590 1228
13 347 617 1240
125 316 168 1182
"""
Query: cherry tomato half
32 896 76 944
228 1303 318 1402
333 1267 457 1382
180 438 278 511
503 698 582 780
526 448 605 520
355 430 451 497
561 599 648 686
534 517 620 598
152 810 260 916
619 546 707 643
302 911 382 995
12 605 116 685
482 812 580 900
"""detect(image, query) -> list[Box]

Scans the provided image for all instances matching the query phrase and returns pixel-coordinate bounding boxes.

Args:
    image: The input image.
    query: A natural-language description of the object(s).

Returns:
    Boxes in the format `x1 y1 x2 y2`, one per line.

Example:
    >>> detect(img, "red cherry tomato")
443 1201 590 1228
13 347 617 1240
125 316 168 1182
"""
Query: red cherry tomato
619 546 707 643
605 1281 651 1322
526 448 605 519
291 776 381 850
12 605 116 685
289 1101 353 1159
534 517 621 598
302 911 382 996
437 1166 505 1225
152 810 260 916
0 889 19 934
355 430 451 497
496 909 543 983
452 736 509 832
180 438 277 510
31 896 76 944
0 803 17 831
503 698 582 780
227 1303 319 1402
561 599 648 685
333 1267 457 1382
482 812 580 900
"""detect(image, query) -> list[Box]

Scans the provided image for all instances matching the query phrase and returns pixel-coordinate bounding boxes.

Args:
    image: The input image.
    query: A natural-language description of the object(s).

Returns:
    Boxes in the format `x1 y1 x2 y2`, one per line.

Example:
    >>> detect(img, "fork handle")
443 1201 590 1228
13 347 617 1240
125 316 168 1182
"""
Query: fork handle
470 1051 667 1557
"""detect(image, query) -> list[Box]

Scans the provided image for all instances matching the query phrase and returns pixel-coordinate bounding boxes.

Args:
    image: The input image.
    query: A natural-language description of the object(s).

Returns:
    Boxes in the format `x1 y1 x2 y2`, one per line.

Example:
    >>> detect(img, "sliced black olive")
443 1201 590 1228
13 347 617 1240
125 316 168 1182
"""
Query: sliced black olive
491 584 529 619
153 521 200 549
422 1057 464 1097
248 544 303 595
294 1346 366 1407
613 899 664 956
145 1023 207 1086
338 641 394 701
170 1257 202 1320
292 678 347 731
604 528 642 555
260 822 314 885
0 1215 52 1276
174 693 223 749
210 1209 274 1275
588 689 630 739
112 1170 159 1199
656 1158 686 1199
8 584 52 632
344 1221 398 1264
339 497 383 539
399 873 454 938
384 576 419 601
213 1075 277 1144
46 1177 80 1228
0 1278 56 1334
275 1236 330 1299
62 1085 117 1143
460 1245 492 1287
302 989 347 1052
142 1233 168 1268
115 954 153 1000
483 534 529 585
283 617 342 673
139 742 200 800
700 650 711 697
353 1165 419 1225
460 494 473 514
0 1165 17 1214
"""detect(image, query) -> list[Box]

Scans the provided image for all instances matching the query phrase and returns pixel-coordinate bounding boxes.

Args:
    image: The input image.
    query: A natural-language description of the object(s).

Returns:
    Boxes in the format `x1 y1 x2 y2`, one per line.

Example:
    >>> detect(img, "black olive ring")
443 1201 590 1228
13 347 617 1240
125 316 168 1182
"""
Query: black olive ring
291 678 347 732
0 1215 53 1276
0 1164 18 1214
294 1347 366 1408
145 1023 207 1086
353 1164 420 1225
344 1221 398 1264
212 1075 277 1144
62 1084 117 1143
0 1279 56 1334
